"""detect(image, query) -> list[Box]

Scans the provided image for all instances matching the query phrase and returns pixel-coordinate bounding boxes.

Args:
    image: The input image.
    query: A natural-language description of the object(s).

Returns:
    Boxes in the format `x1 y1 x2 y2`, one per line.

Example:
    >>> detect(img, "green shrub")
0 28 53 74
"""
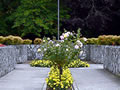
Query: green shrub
85 35 120 45
12 36 23 45
4 35 14 45
3 35 23 45
34 38 42 44
86 38 98 45
0 36 5 44
115 36 120 45
22 39 32 44
98 35 118 45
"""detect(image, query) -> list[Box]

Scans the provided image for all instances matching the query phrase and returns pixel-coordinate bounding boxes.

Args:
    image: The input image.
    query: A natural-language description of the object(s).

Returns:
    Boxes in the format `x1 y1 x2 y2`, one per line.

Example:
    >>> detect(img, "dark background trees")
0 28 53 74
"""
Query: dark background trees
0 0 120 39
62 0 120 37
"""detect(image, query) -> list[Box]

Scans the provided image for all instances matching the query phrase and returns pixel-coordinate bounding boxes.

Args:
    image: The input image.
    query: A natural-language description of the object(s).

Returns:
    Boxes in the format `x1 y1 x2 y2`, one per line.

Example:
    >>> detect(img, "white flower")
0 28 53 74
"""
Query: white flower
56 44 60 47
80 51 83 55
60 35 64 40
43 40 45 42
44 48 47 51
66 48 69 51
70 32 73 36
77 40 81 43
37 48 41 52
74 45 79 49
49 40 54 43
77 40 83 47
64 33 69 38
79 42 83 47
47 38 50 41
83 37 87 42
67 32 70 35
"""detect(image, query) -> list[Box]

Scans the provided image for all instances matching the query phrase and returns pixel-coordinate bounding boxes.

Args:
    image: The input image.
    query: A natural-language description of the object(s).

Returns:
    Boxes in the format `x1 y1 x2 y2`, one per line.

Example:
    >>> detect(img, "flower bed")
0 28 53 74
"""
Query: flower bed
30 59 89 68
30 30 89 90
46 66 73 90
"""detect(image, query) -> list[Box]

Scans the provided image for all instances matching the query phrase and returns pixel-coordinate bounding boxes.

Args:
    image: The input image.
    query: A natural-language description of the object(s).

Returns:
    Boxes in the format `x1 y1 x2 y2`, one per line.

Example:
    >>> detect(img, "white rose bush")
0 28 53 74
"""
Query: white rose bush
39 30 83 75
36 29 89 89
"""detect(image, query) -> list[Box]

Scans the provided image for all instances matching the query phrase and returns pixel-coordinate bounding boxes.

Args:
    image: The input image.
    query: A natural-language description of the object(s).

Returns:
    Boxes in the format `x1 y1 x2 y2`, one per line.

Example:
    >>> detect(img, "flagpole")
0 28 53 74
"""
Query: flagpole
58 0 60 40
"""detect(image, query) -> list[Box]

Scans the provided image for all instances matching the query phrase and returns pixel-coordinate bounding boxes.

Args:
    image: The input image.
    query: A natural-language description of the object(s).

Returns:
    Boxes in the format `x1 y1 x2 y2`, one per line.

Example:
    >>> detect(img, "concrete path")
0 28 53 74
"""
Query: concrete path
0 64 120 90
0 64 50 90
70 64 120 90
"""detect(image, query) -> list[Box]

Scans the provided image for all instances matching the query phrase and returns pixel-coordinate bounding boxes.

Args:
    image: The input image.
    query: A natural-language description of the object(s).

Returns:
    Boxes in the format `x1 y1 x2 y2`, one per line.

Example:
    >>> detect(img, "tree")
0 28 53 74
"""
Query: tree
0 0 20 36
11 0 69 37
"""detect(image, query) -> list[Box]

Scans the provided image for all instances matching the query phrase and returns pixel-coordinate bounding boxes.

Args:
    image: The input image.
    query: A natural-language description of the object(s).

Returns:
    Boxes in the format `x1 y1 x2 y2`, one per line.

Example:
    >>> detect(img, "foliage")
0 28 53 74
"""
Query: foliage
98 35 120 45
0 0 20 36
3 35 23 45
30 59 89 68
0 36 5 44
38 30 83 71
46 66 73 89
22 39 32 44
86 35 120 45
4 35 14 45
34 38 42 44
86 38 98 45
10 0 69 37
30 60 53 67
0 35 33 45
67 59 89 68
12 36 23 45
63 0 120 38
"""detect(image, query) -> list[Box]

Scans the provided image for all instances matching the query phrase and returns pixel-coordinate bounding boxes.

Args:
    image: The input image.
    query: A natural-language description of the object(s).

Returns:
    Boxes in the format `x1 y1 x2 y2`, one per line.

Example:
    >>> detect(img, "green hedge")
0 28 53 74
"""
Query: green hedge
86 35 120 45
1 35 120 45
0 35 42 45
34 38 42 44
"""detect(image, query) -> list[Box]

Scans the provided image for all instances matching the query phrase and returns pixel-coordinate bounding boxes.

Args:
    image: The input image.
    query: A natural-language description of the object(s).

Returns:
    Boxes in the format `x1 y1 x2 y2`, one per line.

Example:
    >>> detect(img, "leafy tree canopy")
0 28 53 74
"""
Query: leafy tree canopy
10 0 70 37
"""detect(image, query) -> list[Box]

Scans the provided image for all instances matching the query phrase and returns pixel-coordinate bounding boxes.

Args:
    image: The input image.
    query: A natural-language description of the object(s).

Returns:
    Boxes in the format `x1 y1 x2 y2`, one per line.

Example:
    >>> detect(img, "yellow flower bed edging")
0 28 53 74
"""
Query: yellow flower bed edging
30 59 90 68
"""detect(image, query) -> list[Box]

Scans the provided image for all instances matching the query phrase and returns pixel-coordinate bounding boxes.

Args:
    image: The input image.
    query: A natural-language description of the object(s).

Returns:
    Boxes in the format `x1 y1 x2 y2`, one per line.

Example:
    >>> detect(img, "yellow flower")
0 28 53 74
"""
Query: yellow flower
64 34 67 38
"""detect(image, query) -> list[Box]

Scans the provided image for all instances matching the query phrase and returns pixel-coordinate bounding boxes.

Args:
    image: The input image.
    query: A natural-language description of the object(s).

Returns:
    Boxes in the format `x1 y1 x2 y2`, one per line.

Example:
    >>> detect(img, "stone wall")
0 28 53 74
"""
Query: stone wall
27 45 42 60
89 45 106 64
9 45 28 63
0 45 28 77
0 45 120 77
0 47 16 77
104 46 120 76
83 45 120 76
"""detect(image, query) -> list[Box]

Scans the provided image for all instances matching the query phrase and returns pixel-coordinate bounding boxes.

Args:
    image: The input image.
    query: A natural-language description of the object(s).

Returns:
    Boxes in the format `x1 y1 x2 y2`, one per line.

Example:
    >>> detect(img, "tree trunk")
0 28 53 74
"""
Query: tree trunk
58 65 63 81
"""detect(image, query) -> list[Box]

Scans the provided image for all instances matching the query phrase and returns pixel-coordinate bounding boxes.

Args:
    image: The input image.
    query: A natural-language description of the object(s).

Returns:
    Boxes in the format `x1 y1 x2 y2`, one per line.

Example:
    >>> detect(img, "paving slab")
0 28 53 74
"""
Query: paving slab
0 64 50 90
70 64 120 90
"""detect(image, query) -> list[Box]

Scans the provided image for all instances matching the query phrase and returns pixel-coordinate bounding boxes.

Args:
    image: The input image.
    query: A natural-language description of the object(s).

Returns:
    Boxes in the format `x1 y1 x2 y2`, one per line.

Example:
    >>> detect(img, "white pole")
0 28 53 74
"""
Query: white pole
58 0 60 40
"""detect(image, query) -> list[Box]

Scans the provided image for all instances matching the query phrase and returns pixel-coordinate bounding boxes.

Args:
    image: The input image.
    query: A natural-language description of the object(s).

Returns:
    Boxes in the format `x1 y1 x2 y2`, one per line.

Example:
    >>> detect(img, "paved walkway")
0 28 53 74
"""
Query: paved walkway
0 64 120 90
70 64 120 90
0 64 50 90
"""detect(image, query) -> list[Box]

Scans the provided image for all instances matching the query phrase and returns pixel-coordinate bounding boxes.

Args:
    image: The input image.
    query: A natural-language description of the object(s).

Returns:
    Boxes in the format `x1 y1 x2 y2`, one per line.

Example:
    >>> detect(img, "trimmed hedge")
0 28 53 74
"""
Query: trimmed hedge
34 38 42 44
22 39 32 44
4 35 23 45
86 38 98 45
86 35 120 45
0 36 5 44
0 35 42 45
1 35 120 45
